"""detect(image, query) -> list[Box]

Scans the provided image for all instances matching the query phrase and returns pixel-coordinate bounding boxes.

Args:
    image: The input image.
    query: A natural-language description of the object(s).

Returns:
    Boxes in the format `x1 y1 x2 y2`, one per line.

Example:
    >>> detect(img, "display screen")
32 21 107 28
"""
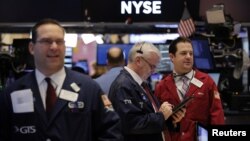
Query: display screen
150 72 163 91
154 44 173 73
73 60 89 74
192 39 215 70
96 44 133 65
196 123 208 141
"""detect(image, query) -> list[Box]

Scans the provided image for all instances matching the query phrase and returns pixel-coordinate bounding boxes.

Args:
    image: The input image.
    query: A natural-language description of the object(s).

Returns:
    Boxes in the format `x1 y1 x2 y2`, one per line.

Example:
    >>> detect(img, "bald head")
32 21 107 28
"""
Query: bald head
107 47 125 68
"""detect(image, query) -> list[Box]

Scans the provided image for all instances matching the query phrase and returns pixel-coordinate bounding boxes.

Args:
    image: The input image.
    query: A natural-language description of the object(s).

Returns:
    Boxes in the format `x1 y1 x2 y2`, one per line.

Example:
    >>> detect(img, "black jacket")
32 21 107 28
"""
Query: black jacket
0 68 123 141
109 69 167 141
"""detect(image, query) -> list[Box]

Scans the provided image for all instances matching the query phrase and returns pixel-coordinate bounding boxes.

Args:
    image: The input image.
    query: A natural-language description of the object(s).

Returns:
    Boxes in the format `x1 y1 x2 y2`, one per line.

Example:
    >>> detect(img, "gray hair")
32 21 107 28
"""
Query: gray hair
128 42 161 63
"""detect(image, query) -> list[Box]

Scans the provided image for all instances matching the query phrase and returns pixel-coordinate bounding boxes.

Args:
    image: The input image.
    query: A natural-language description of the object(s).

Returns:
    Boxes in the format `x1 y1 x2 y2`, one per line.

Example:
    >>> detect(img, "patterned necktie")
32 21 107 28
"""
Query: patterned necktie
181 76 189 95
45 77 57 117
141 82 158 111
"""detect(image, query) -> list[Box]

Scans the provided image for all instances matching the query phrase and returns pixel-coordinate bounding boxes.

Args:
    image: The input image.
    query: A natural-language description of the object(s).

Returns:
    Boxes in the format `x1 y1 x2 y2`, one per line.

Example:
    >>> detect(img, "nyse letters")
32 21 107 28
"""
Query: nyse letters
121 1 162 14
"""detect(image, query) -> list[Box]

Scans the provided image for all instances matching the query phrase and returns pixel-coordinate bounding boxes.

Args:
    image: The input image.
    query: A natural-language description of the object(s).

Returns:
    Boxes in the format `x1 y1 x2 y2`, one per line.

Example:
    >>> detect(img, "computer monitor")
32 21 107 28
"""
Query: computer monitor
150 73 163 91
192 39 215 71
154 44 173 73
73 60 89 74
96 44 133 66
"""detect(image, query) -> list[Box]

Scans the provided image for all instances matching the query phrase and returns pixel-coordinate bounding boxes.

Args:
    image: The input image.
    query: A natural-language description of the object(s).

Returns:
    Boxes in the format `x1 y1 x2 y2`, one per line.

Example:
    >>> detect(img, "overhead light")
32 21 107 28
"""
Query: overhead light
95 34 104 44
81 34 96 44
129 33 179 44
81 34 104 44
65 33 78 47
154 24 178 28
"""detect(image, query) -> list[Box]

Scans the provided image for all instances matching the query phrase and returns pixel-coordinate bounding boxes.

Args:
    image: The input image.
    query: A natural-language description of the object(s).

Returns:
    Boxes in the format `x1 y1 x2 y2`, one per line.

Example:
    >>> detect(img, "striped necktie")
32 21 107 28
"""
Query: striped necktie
181 76 189 95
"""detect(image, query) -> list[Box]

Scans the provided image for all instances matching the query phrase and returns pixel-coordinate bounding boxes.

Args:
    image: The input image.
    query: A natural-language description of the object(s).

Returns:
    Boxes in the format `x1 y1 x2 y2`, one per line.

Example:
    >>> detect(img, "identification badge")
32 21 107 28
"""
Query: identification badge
68 101 84 109
11 89 34 113
59 89 78 102
70 82 80 92
191 77 203 88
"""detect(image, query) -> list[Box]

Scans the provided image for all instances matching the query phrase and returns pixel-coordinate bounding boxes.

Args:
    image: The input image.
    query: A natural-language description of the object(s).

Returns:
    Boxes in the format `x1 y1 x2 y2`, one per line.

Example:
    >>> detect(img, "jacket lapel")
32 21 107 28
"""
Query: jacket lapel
166 75 182 103
123 70 156 112
47 70 81 125
21 72 48 126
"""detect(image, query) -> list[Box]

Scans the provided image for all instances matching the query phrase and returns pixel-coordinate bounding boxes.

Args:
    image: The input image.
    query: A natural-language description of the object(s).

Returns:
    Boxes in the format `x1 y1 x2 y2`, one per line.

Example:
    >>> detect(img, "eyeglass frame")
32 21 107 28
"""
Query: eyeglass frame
36 38 65 46
140 56 157 70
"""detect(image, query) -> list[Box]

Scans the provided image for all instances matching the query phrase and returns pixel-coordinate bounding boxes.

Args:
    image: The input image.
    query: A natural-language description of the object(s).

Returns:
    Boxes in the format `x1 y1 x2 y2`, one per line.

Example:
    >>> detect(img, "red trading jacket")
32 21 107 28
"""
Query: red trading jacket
154 69 225 141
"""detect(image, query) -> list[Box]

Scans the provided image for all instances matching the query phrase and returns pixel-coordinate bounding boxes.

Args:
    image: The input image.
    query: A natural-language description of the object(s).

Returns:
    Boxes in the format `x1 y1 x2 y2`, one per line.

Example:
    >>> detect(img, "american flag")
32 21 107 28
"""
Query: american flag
178 4 195 37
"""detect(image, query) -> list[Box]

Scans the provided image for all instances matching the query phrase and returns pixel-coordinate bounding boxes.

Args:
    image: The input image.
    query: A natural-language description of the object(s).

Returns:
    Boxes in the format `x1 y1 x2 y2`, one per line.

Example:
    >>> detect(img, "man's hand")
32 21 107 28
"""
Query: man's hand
172 107 186 124
159 102 173 120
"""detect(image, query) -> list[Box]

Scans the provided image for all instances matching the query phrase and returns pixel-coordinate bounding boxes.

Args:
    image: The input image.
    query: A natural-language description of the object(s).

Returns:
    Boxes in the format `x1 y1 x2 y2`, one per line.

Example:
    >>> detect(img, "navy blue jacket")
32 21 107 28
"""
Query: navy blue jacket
0 68 123 141
109 69 166 141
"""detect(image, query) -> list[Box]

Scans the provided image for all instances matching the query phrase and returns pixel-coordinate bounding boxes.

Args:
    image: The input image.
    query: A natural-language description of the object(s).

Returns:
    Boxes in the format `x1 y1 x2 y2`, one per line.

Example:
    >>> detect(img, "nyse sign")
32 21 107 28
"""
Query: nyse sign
121 1 162 14
87 0 199 22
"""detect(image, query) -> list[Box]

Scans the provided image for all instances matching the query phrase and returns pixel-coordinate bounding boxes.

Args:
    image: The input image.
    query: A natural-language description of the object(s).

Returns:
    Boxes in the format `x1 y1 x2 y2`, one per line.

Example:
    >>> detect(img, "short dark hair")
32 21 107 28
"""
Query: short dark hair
107 47 124 66
169 37 192 55
30 18 65 43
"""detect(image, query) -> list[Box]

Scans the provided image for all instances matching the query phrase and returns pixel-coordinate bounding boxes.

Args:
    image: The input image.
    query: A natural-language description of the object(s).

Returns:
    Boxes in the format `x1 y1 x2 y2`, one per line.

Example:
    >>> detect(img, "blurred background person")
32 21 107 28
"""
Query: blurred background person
71 60 89 75
90 62 107 79
95 46 125 95
71 66 88 74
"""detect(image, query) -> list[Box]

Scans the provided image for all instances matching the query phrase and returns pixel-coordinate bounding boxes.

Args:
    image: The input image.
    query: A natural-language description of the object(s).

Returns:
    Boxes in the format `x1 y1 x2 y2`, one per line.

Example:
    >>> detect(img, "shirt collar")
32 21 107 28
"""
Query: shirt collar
173 69 195 80
185 69 194 80
124 66 144 85
36 67 66 87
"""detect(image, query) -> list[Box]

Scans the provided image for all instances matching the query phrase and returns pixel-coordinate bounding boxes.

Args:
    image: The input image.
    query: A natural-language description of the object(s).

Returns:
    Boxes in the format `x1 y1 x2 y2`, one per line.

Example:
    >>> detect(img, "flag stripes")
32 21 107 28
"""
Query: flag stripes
178 3 195 38
178 18 195 37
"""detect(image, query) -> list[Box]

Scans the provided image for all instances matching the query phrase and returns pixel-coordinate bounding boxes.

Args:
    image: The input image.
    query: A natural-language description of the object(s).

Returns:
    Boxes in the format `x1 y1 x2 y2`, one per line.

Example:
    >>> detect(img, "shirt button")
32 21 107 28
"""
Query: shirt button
182 132 185 136
46 138 51 141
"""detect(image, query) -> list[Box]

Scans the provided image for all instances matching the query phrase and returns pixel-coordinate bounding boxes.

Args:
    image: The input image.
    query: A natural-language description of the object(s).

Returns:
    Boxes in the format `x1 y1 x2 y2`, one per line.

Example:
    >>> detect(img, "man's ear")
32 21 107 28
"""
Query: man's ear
28 42 34 55
169 53 174 62
134 56 142 67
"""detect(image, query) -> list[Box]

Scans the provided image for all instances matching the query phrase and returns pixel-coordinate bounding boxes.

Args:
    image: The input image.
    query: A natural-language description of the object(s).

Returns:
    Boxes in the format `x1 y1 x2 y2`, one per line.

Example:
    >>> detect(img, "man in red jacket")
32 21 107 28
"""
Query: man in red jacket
154 37 225 141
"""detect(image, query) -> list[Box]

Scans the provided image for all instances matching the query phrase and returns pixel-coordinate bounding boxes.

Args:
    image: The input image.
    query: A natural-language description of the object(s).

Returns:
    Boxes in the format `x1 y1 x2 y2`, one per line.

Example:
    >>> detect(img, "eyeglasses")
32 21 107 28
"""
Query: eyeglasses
36 38 65 46
140 57 157 70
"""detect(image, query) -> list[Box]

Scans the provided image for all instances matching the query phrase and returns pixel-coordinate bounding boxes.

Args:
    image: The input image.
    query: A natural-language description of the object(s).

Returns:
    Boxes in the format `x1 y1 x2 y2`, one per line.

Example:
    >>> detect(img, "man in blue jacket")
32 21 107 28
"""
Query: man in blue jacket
109 42 185 141
95 46 125 95
0 18 123 141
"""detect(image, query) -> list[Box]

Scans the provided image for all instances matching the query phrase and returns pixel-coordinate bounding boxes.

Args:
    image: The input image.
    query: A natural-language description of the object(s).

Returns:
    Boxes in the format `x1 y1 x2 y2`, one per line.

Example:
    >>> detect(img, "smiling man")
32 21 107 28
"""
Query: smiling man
0 18 123 141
